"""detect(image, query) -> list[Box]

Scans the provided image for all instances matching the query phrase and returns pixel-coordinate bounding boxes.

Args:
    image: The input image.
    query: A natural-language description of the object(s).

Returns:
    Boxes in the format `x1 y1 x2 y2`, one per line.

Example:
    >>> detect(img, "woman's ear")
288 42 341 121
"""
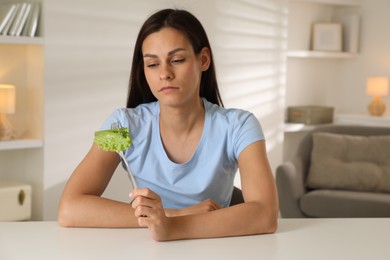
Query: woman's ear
200 47 211 71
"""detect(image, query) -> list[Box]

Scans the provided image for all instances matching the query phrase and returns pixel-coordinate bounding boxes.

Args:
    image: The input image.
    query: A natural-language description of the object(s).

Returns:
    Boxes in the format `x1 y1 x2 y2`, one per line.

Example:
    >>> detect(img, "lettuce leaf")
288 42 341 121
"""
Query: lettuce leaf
94 128 132 152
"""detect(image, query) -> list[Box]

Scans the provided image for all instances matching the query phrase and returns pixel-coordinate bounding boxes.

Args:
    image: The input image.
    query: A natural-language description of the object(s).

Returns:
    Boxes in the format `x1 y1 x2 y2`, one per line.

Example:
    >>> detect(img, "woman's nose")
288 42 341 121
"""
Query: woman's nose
160 65 174 80
160 74 172 80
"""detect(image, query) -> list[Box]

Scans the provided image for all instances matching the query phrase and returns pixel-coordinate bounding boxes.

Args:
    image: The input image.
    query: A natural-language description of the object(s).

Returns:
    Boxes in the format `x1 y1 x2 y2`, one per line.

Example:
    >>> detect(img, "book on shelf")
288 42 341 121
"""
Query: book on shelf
21 2 40 37
0 3 19 35
8 2 32 36
0 1 40 37
0 3 17 34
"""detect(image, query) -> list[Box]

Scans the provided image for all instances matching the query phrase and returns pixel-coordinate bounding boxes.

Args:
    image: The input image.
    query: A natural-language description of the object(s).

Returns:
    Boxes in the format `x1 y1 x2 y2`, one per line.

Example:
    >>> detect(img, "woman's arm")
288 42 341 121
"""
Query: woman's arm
164 199 222 217
58 144 139 228
58 143 221 227
132 140 279 241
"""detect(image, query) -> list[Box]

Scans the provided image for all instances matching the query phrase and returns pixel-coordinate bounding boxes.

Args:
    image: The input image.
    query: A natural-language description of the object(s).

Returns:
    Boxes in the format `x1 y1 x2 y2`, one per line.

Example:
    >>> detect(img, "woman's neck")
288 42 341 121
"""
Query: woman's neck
159 97 205 134
158 97 205 163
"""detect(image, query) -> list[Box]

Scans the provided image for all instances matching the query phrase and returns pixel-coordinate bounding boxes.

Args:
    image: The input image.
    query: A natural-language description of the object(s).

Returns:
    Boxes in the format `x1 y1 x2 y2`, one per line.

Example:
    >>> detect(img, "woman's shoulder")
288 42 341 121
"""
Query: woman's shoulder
204 99 255 123
101 101 158 130
116 101 159 118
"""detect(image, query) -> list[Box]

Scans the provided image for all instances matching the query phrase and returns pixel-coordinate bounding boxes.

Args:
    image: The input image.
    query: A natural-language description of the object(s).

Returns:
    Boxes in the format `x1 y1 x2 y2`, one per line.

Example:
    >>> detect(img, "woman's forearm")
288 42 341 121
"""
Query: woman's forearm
58 194 139 228
165 199 222 217
165 201 277 241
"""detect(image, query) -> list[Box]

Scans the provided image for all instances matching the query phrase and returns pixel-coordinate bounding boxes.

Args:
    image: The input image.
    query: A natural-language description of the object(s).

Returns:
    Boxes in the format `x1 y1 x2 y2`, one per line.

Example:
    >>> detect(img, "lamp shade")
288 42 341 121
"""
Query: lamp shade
366 77 389 96
0 84 16 114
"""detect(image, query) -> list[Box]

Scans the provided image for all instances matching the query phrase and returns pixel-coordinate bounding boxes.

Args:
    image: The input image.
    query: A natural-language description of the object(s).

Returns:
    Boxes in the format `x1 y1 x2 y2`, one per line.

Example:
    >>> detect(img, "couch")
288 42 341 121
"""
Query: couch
276 124 390 218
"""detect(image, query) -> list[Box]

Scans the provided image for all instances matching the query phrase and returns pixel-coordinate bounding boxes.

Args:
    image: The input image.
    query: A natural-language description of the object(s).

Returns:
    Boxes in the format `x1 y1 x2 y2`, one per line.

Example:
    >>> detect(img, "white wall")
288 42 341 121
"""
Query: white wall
43 0 286 220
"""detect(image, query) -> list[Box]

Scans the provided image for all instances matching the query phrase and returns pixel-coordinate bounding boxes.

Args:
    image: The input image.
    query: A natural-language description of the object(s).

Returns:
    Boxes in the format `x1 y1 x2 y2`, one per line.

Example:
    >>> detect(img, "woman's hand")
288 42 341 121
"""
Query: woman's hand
130 188 223 241
165 199 222 217
130 188 173 241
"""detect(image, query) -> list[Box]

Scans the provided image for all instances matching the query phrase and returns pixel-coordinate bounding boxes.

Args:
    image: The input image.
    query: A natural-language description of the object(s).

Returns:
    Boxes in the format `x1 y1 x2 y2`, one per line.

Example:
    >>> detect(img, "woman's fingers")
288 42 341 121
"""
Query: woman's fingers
130 188 161 208
206 199 222 210
130 187 158 200
137 215 149 227
134 205 155 218
130 188 165 226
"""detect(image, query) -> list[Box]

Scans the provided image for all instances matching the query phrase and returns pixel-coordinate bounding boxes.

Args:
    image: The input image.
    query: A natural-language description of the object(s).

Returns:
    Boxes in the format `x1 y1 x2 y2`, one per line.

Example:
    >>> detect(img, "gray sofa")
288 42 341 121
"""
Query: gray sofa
276 124 390 218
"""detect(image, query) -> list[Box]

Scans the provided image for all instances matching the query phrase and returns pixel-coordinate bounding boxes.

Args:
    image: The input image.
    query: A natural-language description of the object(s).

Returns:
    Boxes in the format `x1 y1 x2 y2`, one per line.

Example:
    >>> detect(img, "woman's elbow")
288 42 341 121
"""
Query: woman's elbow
263 213 278 234
253 203 279 234
57 198 75 227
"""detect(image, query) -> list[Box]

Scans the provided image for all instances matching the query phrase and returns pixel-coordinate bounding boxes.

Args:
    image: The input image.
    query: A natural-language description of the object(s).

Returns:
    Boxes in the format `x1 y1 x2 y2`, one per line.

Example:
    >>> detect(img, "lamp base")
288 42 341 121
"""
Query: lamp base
0 113 15 141
368 96 386 116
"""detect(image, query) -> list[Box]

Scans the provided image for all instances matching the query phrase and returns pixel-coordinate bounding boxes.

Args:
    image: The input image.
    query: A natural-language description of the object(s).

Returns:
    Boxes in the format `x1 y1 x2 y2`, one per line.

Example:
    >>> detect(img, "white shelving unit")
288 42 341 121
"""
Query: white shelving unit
335 114 390 127
0 0 44 149
288 0 361 59
284 122 317 133
283 0 362 161
0 41 44 149
287 50 357 59
290 0 360 6
0 139 43 150
0 36 43 45
0 0 45 220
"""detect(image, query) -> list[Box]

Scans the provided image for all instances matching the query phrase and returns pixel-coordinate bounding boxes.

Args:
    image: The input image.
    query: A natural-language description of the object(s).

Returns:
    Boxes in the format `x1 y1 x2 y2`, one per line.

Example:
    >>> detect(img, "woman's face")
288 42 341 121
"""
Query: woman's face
142 27 210 107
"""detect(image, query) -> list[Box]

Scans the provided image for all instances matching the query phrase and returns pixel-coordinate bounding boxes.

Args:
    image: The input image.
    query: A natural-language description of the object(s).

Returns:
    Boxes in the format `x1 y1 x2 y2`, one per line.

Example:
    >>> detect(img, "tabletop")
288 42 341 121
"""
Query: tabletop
1 218 389 260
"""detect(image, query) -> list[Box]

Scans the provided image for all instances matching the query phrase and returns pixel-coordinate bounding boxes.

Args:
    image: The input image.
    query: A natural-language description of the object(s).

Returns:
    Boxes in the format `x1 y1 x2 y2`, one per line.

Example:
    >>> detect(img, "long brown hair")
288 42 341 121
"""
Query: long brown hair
126 9 223 108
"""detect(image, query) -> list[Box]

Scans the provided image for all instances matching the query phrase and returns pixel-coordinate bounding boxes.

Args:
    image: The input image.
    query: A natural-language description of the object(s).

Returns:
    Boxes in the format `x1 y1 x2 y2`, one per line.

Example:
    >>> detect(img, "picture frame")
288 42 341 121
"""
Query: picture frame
312 23 343 52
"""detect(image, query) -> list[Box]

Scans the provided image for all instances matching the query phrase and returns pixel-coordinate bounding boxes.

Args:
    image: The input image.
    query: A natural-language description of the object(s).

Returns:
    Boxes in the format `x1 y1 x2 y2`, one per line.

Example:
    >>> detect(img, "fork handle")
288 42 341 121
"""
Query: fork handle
117 151 138 190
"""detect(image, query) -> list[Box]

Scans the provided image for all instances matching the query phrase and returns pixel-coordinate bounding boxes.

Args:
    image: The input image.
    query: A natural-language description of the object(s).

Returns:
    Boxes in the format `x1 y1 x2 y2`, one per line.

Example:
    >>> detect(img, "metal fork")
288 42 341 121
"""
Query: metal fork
111 123 138 194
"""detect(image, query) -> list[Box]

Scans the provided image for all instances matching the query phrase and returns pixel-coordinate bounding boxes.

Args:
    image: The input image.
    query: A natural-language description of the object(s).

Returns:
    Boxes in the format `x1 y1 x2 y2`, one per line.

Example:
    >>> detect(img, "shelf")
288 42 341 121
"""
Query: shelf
0 139 43 151
284 123 318 133
335 114 390 127
285 114 390 133
0 36 44 45
289 0 361 6
287 50 357 59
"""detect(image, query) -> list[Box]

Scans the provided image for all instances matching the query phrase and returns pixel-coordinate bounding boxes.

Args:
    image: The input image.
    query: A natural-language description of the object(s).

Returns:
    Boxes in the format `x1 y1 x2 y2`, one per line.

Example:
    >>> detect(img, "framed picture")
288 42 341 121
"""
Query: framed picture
312 23 343 52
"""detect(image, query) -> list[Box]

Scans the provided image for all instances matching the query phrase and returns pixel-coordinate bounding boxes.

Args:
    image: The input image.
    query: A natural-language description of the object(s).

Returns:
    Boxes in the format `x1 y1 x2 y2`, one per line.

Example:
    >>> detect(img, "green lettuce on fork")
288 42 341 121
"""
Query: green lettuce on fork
93 127 138 192
94 127 131 152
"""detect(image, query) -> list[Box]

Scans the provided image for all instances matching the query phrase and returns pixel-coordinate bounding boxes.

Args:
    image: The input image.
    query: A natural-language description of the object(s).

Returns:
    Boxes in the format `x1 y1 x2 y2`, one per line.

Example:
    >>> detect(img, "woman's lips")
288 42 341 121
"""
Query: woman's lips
159 86 179 92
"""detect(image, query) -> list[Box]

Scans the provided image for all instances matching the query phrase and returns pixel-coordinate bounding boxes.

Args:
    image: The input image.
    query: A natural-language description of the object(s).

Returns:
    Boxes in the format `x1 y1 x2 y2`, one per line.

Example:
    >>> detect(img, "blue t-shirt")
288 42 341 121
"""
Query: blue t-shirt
100 98 264 209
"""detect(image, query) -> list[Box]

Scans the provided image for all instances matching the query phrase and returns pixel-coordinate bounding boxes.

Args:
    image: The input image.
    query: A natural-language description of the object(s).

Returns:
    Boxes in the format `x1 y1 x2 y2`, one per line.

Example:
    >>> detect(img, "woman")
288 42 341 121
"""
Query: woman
58 8 278 241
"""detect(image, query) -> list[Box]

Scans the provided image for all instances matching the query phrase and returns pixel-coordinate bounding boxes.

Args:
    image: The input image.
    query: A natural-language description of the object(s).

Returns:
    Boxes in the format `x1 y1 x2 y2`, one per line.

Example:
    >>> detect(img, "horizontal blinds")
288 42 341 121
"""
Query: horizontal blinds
215 0 288 156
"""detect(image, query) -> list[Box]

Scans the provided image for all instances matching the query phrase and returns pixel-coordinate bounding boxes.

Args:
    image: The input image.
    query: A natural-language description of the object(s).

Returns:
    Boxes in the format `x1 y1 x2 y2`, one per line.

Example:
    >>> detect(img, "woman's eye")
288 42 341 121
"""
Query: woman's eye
171 58 185 64
146 63 158 68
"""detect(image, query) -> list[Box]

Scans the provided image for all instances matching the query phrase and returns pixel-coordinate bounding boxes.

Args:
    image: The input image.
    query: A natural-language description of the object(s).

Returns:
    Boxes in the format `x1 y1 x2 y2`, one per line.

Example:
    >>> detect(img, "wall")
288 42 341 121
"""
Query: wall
43 0 287 220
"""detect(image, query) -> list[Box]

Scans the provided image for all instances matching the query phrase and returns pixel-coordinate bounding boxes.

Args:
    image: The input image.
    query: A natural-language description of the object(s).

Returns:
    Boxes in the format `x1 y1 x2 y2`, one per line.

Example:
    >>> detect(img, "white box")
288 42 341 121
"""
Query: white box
0 181 32 221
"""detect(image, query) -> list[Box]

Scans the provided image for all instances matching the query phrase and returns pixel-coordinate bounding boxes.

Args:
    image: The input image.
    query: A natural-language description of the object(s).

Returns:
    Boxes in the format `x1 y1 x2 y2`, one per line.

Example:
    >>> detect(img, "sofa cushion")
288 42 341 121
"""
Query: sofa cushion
306 133 390 193
300 189 390 217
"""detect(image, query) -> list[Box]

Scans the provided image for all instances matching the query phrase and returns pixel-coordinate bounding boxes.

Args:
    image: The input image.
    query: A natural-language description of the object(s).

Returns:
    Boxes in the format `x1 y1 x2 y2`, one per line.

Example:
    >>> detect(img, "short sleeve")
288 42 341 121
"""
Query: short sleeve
233 112 264 160
99 109 126 131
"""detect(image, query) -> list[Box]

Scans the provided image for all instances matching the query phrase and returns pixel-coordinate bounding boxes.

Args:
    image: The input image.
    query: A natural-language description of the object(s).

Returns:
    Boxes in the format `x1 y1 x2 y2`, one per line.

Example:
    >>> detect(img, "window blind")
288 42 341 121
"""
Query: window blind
214 0 288 173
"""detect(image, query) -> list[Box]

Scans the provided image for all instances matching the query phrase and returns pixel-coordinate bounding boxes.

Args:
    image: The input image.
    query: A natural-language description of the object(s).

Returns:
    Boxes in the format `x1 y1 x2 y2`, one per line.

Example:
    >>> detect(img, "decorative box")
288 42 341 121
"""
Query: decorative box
0 181 32 221
287 106 334 125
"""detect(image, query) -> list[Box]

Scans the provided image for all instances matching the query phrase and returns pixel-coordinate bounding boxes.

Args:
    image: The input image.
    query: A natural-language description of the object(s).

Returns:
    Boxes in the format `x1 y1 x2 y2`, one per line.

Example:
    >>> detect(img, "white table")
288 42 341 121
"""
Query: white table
1 218 389 260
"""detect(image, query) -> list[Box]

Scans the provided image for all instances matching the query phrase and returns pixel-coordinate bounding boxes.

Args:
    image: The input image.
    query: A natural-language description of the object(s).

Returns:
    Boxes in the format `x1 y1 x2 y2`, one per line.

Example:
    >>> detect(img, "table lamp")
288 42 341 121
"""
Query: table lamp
366 77 389 116
0 84 16 140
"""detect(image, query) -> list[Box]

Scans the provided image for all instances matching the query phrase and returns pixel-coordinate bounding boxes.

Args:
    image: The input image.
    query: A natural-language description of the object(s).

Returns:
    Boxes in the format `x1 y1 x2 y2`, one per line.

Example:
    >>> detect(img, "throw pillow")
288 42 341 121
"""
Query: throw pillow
306 133 390 193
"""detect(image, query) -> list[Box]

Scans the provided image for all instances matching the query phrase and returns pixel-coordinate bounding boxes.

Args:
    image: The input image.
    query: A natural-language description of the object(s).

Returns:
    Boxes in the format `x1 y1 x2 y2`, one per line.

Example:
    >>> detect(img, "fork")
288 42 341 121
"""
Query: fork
111 123 138 195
